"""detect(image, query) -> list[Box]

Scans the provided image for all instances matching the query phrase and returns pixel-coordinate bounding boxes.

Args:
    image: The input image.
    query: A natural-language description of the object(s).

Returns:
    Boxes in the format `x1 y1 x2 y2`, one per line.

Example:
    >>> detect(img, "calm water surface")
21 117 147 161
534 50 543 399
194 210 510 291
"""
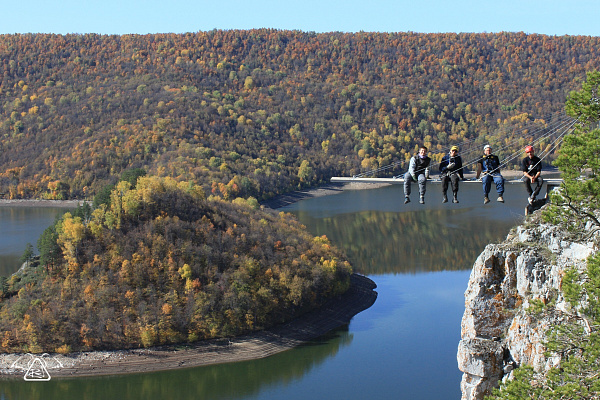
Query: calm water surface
0 183 529 400
0 207 70 276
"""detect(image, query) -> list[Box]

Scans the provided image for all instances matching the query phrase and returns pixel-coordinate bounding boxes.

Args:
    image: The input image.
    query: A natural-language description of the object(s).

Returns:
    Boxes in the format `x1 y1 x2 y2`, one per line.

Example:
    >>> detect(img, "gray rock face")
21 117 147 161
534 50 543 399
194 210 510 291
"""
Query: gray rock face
457 338 504 399
457 215 597 400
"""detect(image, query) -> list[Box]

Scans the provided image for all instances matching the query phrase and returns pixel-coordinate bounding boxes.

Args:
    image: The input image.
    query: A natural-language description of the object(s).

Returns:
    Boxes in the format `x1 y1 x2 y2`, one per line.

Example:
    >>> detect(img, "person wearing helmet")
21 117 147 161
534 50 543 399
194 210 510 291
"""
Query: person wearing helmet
404 145 431 204
522 145 543 203
439 145 464 203
476 144 505 204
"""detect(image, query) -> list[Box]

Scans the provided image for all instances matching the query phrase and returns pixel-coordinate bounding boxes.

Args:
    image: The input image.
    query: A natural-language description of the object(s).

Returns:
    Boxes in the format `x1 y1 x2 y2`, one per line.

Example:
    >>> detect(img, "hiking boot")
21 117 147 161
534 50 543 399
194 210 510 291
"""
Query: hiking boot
404 197 410 204
484 197 490 204
442 194 448 203
497 196 504 203
453 195 459 203
419 196 425 204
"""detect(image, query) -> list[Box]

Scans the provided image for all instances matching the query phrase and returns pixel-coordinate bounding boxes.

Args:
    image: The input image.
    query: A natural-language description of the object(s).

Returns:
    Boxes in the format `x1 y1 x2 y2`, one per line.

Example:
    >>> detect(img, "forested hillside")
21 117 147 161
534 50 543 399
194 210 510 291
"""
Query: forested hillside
0 176 352 352
1 31 599 200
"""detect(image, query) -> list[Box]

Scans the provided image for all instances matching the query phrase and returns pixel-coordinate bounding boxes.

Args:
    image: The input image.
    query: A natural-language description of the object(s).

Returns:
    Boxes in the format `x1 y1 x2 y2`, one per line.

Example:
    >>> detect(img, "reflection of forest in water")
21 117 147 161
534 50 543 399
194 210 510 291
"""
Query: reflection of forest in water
294 208 516 275
0 207 69 276
1 326 352 400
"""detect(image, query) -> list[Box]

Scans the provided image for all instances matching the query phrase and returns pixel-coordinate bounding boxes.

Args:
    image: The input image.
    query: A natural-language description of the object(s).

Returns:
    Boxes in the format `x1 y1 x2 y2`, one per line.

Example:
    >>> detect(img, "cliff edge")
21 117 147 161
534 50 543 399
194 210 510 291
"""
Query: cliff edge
457 212 598 400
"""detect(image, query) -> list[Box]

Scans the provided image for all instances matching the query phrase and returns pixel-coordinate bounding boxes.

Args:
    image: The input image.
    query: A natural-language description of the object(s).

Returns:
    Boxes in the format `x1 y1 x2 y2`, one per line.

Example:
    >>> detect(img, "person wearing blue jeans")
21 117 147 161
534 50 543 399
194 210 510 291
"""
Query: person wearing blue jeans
476 144 504 204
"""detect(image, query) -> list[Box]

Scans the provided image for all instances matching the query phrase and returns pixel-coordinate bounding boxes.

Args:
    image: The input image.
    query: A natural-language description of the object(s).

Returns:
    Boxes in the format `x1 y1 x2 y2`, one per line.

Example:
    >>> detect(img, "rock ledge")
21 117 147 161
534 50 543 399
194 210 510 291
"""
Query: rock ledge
457 213 597 399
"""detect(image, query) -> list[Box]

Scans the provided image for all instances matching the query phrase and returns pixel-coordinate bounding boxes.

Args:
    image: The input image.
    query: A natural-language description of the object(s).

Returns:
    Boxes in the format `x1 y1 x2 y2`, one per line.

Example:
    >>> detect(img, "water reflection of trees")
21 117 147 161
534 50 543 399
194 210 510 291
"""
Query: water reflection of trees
0 254 19 276
0 207 68 275
0 326 352 400
294 208 515 275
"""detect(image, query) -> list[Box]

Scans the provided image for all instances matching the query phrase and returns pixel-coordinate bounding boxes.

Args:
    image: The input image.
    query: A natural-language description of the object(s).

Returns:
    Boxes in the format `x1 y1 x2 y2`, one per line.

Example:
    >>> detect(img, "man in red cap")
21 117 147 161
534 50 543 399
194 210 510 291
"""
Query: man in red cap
522 145 543 203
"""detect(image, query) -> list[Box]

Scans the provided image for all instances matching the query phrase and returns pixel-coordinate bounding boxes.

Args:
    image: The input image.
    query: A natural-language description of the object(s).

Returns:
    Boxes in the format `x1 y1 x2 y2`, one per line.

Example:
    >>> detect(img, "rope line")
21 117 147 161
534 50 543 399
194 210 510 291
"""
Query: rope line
407 113 573 178
492 116 577 174
356 112 575 180
440 111 571 163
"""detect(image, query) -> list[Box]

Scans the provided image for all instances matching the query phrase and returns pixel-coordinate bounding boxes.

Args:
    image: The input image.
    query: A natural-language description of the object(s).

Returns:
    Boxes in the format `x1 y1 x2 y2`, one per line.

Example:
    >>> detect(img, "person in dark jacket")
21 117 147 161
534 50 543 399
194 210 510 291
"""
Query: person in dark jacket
439 145 464 203
522 145 544 203
476 144 505 204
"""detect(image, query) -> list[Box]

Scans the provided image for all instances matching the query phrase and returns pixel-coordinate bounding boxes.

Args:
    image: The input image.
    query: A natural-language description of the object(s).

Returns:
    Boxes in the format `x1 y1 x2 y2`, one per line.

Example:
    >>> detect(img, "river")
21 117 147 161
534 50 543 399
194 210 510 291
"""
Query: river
0 206 69 277
0 183 527 399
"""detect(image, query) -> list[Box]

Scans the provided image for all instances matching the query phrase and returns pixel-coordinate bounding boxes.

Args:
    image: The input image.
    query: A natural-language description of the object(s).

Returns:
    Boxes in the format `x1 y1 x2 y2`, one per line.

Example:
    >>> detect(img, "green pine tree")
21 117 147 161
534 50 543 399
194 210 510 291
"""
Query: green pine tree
37 224 61 271
18 243 35 266
543 70 600 236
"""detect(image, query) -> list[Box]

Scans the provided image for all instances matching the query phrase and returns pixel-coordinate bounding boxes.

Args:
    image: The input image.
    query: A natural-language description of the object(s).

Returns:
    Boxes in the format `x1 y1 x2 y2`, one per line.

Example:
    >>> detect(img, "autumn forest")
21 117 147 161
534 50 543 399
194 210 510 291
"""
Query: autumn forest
1 31 600 201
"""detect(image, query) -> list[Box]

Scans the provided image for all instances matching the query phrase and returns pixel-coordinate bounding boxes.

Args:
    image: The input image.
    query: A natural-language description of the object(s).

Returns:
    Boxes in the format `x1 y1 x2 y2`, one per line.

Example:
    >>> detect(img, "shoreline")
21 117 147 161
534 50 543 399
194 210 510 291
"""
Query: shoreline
0 168 557 210
0 182 385 209
0 199 89 208
260 181 391 209
0 273 377 379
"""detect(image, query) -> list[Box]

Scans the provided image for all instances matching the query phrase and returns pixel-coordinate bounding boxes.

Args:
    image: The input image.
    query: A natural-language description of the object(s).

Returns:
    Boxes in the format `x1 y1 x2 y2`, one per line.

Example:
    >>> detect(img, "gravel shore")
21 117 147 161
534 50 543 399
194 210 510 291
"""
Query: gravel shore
260 181 391 209
0 199 89 208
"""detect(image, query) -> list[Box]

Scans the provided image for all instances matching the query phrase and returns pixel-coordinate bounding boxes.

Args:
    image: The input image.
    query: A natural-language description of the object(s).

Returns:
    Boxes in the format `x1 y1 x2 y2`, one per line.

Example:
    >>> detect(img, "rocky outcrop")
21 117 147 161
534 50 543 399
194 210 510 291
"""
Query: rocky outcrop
457 214 597 400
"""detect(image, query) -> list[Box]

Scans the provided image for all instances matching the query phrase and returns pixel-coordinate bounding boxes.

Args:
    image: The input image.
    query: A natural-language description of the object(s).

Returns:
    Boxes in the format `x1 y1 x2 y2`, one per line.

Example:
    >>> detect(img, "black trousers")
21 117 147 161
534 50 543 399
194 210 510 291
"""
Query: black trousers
524 176 544 198
441 173 460 195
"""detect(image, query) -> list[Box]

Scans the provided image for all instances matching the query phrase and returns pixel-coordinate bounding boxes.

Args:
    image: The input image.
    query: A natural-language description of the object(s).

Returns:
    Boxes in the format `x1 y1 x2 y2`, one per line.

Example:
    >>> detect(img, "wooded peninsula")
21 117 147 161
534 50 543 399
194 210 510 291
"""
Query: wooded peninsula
0 176 352 353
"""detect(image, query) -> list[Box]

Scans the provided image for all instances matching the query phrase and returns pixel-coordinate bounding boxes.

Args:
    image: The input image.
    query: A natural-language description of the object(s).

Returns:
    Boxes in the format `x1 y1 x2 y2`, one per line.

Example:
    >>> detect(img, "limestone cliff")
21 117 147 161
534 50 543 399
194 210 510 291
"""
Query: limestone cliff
457 213 597 400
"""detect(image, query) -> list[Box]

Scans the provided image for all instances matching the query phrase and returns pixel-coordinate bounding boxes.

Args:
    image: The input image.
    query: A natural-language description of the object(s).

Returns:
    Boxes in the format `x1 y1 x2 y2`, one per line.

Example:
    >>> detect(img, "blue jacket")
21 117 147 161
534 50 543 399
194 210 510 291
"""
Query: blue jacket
477 154 501 175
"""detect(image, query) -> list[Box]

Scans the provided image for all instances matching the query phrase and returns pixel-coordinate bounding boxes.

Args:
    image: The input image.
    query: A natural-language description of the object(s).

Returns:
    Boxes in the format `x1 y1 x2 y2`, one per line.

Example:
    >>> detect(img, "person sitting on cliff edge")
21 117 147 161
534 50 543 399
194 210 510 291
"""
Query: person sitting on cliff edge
476 144 505 204
404 145 431 205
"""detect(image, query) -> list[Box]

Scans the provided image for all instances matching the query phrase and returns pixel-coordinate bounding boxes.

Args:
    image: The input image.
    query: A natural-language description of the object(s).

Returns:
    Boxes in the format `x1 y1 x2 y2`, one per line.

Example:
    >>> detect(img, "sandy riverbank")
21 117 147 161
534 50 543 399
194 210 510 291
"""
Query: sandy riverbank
260 181 391 209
